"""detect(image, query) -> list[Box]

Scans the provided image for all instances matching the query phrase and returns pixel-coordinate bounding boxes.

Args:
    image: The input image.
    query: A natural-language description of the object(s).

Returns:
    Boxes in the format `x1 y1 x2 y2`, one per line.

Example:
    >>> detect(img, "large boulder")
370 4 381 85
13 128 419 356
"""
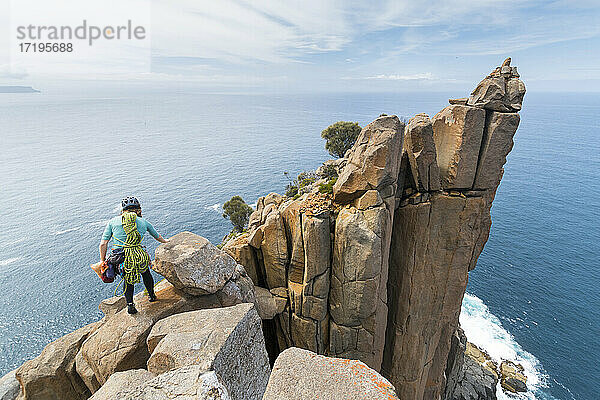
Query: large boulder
15 321 101 400
500 361 527 393
79 281 223 384
445 342 499 400
88 369 155 400
124 367 230 400
254 286 286 319
146 303 270 400
0 369 19 400
263 347 399 400
153 232 236 296
432 105 485 190
333 115 404 203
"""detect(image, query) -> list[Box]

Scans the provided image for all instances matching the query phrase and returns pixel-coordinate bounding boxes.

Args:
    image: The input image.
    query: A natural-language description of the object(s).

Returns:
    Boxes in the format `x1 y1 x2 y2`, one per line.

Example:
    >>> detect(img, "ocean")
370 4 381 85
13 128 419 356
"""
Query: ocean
0 89 597 399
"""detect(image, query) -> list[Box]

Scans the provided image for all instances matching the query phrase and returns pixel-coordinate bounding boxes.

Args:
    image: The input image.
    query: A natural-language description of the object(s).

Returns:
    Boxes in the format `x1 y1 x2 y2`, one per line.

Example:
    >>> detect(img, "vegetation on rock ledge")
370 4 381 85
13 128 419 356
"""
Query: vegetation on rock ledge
222 196 253 232
321 121 362 158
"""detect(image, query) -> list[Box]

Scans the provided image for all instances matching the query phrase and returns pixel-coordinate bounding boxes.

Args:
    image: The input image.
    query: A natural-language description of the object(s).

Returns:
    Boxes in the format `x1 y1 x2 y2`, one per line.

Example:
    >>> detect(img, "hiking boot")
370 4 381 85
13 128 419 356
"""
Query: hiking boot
127 303 138 314
148 293 157 302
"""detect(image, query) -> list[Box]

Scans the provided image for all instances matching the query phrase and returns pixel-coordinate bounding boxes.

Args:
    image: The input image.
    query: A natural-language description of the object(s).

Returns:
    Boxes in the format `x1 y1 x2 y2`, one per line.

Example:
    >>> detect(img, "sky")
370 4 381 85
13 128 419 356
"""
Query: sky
1 0 599 92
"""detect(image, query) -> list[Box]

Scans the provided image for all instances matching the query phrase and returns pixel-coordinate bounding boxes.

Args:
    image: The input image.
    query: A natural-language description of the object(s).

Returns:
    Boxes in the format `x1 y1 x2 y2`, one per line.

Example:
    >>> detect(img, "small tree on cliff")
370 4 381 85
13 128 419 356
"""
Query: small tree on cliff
222 196 253 232
321 121 362 158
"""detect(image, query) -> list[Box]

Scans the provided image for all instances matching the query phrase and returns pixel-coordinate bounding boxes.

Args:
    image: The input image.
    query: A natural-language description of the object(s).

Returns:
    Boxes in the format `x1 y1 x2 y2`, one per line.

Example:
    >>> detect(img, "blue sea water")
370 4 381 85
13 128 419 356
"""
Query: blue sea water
0 89 597 399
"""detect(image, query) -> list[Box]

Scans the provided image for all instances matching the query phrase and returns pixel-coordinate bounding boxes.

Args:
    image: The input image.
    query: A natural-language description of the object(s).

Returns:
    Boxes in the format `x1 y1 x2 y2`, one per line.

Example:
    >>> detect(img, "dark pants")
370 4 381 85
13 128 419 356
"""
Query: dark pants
124 269 155 304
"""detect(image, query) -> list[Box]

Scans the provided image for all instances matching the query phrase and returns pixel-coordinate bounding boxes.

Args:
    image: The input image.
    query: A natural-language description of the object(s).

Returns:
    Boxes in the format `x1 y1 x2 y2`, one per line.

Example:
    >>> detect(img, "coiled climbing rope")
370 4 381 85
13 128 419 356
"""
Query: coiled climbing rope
118 211 150 285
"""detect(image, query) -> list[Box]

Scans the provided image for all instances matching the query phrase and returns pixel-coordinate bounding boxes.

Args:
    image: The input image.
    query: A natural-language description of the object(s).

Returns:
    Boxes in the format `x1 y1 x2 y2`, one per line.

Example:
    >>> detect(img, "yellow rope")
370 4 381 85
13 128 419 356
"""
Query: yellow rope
113 275 125 297
120 211 150 285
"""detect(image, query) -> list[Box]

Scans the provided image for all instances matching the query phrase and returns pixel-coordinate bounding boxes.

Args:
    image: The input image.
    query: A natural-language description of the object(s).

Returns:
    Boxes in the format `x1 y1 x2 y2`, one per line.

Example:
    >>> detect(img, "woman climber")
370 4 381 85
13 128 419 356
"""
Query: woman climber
99 196 167 314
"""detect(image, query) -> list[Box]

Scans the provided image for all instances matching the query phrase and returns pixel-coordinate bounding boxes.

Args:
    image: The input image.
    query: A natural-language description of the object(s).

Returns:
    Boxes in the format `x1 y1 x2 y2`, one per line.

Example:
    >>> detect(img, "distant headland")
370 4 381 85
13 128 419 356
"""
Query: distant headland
0 86 40 93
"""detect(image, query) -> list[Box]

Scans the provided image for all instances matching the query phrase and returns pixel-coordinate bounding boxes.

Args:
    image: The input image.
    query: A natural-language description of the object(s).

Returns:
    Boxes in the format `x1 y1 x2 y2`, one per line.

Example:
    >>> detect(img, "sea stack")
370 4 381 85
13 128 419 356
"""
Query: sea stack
225 58 525 399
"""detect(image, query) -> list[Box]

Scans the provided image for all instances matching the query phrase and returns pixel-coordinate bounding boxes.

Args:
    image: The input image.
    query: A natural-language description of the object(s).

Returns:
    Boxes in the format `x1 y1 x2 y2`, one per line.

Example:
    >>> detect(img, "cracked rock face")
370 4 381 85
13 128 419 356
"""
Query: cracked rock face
124 367 231 400
146 303 270 400
225 59 525 400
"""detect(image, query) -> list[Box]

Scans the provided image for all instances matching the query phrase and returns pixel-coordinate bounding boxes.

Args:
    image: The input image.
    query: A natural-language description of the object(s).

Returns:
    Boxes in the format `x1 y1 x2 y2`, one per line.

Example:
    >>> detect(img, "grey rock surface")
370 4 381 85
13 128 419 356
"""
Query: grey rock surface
448 356 498 400
88 369 155 400
124 367 231 400
0 370 19 400
154 232 236 296
263 347 399 400
467 58 526 112
147 303 270 400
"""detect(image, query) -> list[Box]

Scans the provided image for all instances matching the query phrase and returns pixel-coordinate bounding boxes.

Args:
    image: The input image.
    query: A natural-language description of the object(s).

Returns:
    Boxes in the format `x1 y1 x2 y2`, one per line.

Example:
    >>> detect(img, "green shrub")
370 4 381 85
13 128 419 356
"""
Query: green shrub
217 230 242 249
284 170 318 197
320 163 338 179
318 177 337 194
222 195 253 232
321 121 362 158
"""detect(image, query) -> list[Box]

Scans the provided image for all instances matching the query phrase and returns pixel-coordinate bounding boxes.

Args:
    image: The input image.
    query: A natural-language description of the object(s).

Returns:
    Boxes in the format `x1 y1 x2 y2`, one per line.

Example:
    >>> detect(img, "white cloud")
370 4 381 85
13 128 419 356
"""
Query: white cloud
2 0 598 86
150 0 352 64
362 72 434 81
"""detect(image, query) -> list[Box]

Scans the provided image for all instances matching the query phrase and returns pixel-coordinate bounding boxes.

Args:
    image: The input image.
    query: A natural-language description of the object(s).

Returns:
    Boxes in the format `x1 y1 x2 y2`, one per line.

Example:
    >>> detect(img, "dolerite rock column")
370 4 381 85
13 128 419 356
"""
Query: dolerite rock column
329 115 404 369
381 58 524 399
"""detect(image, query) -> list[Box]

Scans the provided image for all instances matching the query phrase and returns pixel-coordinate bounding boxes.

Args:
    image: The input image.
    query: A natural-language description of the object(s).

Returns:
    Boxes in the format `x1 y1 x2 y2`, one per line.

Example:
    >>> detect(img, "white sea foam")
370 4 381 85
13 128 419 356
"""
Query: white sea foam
460 293 560 400
205 203 221 212
54 227 80 235
90 220 109 227
0 257 20 266
1 238 26 247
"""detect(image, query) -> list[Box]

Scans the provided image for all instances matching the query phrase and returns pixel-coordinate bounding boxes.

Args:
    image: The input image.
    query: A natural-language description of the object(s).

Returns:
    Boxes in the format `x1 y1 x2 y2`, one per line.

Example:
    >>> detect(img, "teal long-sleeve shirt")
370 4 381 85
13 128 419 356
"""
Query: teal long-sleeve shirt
101 215 159 247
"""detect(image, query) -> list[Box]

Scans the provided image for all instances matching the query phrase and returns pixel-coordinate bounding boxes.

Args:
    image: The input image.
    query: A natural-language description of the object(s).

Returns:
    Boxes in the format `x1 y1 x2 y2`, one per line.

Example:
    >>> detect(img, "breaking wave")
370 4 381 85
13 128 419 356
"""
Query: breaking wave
53 227 80 235
205 203 222 212
0 257 21 267
460 293 567 400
